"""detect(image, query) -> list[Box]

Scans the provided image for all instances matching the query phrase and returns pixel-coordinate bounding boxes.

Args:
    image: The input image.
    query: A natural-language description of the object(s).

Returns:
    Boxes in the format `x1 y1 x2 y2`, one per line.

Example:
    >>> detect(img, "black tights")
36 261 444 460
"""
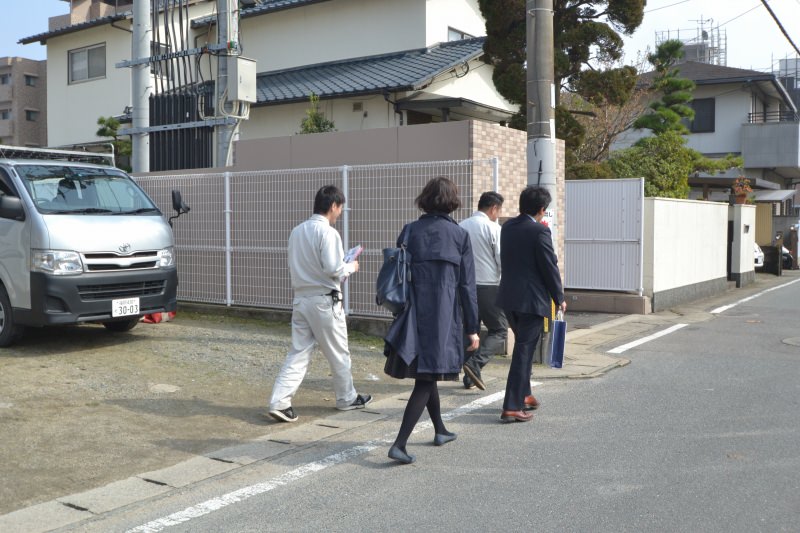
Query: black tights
392 379 447 449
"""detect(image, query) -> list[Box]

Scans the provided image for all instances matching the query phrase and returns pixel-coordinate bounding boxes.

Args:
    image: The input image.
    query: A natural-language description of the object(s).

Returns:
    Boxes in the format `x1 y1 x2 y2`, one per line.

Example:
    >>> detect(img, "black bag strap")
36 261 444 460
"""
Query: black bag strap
399 223 411 248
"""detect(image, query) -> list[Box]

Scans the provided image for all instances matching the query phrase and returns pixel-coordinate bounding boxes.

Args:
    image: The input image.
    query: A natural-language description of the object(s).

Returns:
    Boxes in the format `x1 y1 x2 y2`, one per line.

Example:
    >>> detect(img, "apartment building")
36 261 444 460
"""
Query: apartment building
0 57 47 147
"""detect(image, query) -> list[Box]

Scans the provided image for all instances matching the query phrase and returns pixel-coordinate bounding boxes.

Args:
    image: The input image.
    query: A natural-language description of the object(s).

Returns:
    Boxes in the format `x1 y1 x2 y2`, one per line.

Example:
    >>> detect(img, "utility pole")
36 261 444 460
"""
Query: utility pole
215 0 238 167
131 0 151 173
527 0 558 245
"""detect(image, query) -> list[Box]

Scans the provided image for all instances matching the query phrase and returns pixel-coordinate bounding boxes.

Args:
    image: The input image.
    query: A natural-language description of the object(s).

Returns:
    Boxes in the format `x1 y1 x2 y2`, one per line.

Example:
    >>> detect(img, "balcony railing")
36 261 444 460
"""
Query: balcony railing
747 111 800 123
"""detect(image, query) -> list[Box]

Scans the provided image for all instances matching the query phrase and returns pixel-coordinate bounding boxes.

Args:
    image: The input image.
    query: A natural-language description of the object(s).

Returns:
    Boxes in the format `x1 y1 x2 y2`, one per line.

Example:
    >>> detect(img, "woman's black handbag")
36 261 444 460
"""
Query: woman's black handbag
376 227 411 315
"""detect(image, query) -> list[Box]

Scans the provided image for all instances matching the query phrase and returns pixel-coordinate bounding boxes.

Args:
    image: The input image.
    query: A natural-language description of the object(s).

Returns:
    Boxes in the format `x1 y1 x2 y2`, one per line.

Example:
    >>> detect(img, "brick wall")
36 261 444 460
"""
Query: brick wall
468 121 566 272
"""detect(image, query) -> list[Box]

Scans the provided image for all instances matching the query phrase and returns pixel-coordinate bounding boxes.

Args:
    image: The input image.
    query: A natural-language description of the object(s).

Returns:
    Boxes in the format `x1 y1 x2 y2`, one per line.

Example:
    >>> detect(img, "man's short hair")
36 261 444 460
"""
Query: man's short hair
313 185 346 214
415 176 461 214
519 186 551 217
477 191 504 211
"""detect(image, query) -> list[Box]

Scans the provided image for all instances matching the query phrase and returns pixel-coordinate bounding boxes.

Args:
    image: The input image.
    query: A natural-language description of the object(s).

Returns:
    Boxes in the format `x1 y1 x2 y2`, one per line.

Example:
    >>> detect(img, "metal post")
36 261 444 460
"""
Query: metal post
215 0 237 167
224 171 233 305
341 165 351 314
131 0 151 173
527 0 558 245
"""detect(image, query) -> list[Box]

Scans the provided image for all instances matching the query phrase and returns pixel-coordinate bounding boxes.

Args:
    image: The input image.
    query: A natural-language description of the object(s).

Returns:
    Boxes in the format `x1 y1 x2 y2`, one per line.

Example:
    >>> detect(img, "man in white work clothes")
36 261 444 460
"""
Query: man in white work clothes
459 191 507 391
268 185 372 422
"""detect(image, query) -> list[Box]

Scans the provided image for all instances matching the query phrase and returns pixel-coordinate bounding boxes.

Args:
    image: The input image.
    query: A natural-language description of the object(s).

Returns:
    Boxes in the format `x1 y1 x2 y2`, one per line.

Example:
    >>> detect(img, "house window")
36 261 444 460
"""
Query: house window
0 74 10 85
24 75 37 87
689 98 715 133
69 43 106 83
448 27 474 41
0 110 9 120
151 42 171 78
25 110 39 121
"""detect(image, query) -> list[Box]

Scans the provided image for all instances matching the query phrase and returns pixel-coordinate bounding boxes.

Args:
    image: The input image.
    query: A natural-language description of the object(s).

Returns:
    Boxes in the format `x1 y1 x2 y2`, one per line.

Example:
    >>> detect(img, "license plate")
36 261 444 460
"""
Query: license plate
112 297 140 317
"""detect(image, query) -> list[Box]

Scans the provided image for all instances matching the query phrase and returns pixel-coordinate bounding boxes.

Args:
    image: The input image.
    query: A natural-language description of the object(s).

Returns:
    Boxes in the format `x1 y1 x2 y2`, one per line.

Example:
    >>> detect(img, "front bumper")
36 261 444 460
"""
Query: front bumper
16 268 178 326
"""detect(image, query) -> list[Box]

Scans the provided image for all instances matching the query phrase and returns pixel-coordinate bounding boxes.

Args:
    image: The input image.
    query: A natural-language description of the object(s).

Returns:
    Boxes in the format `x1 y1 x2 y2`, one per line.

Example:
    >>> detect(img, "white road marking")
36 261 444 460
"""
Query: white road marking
607 323 688 354
710 277 800 314
127 391 507 533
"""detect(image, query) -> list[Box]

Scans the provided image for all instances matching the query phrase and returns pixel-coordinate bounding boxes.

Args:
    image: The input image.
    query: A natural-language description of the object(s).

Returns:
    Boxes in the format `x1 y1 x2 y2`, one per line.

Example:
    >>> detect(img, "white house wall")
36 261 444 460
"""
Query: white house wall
426 0 486 43
426 60 515 112
241 96 398 139
41 0 505 148
46 24 133 146
44 1 216 147
612 82 783 162
239 0 427 72
687 84 748 155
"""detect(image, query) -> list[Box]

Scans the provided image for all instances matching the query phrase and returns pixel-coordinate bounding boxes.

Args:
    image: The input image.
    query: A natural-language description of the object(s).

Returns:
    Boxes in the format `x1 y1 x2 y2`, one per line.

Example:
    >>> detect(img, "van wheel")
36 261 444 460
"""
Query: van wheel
0 287 23 347
102 318 140 332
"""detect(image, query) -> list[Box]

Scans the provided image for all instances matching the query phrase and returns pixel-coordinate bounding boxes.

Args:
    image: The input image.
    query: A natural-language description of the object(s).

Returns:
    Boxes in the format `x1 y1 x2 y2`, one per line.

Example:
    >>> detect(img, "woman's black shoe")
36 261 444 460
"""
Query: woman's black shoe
388 445 416 464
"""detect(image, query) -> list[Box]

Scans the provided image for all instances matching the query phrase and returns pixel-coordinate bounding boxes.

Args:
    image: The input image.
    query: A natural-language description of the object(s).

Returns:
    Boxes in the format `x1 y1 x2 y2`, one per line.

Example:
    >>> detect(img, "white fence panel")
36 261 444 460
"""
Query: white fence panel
136 159 496 317
565 178 644 293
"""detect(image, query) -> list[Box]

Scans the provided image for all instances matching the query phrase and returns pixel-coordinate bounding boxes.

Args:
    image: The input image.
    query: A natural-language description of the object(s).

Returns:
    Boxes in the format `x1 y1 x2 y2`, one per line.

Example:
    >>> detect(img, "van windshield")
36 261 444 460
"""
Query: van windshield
15 165 161 215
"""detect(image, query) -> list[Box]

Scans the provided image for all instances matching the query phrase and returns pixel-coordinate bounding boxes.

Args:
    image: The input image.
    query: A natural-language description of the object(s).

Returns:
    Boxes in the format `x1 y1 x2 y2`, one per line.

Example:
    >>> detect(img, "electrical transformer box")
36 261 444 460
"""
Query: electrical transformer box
229 56 257 103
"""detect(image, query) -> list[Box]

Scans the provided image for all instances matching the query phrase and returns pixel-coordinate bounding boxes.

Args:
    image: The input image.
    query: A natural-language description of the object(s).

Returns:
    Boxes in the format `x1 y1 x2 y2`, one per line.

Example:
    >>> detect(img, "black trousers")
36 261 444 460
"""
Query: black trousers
502 311 544 411
465 285 508 368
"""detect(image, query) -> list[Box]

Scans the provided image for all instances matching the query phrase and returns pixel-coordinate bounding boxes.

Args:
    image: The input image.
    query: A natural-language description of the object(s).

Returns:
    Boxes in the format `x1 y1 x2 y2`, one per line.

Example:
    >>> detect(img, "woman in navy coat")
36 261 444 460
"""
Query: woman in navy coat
384 176 480 464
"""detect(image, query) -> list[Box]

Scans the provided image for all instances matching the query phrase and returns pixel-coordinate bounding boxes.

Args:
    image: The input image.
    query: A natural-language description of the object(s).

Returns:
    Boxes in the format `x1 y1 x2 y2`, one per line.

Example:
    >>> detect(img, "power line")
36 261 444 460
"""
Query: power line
759 0 800 57
644 0 690 14
718 4 761 28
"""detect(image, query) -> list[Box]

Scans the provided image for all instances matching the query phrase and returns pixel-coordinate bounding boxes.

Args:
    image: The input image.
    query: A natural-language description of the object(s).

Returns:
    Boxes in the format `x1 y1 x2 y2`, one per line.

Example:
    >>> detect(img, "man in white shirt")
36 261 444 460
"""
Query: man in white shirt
268 185 372 422
459 191 507 390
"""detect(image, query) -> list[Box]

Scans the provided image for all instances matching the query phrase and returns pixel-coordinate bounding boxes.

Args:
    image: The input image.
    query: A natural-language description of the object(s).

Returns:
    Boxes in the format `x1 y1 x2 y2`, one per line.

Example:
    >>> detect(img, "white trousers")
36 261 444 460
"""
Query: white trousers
269 294 357 411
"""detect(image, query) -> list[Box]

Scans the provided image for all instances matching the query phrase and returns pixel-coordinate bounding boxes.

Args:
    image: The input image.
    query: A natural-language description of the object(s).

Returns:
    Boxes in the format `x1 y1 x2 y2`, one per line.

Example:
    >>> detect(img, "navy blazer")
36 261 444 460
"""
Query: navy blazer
496 214 564 317
384 213 479 373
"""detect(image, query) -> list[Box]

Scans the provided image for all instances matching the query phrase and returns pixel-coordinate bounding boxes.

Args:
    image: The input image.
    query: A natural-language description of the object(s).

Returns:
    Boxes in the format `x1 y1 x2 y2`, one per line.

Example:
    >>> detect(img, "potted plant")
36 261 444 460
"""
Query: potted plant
732 176 752 204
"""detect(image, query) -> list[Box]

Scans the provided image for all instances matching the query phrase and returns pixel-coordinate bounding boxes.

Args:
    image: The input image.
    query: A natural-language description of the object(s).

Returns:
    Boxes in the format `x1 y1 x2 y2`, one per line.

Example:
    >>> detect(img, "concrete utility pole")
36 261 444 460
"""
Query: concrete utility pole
131 0 152 173
527 0 558 244
215 0 238 167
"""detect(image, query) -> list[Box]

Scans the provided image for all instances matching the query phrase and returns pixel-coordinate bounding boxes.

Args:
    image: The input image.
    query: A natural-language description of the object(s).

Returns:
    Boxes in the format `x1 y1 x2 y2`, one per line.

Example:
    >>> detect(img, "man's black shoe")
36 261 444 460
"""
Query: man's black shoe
463 375 476 390
462 360 485 390
337 393 372 411
268 406 298 423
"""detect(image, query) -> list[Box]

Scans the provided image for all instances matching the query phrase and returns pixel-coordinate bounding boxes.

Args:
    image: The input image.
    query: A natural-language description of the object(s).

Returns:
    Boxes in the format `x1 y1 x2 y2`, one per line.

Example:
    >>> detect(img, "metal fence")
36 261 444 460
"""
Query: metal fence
136 159 498 317
564 178 644 294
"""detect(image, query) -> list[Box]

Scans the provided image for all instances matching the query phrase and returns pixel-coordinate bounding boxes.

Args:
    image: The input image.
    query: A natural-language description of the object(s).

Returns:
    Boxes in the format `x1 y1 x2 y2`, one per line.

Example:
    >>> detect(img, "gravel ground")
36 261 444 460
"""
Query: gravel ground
0 310 394 516
0 307 620 515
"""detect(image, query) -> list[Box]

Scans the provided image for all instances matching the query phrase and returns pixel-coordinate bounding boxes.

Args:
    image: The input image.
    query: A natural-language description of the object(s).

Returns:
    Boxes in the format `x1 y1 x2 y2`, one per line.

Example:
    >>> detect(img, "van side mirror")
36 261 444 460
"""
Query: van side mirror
169 190 190 228
0 195 25 221
172 190 190 215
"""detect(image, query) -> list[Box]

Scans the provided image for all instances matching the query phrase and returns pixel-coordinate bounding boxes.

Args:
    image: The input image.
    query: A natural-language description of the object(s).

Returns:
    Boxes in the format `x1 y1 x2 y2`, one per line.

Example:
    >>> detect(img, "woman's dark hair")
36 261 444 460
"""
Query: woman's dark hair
415 176 461 214
519 186 551 217
313 185 345 214
477 191 504 210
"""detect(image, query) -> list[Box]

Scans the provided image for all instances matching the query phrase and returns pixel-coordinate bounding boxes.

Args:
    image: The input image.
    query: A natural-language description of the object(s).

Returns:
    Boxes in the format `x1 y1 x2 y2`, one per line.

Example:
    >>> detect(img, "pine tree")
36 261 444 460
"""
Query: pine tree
633 39 696 135
478 0 646 135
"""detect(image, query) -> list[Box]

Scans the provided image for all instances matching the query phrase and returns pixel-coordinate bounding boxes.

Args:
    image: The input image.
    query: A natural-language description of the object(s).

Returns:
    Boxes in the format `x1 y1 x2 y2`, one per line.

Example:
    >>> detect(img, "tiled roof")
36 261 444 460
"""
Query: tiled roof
19 12 131 45
640 61 774 84
674 61 774 83
255 37 486 104
192 0 329 28
638 60 796 111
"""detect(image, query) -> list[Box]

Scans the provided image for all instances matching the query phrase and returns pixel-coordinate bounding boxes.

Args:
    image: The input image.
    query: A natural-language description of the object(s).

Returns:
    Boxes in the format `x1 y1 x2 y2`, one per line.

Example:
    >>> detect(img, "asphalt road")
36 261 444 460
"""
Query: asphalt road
70 275 800 533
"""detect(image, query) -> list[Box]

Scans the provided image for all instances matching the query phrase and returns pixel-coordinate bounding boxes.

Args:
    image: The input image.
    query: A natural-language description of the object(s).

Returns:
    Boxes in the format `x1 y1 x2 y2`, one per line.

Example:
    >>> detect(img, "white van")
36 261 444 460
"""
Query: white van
0 146 186 346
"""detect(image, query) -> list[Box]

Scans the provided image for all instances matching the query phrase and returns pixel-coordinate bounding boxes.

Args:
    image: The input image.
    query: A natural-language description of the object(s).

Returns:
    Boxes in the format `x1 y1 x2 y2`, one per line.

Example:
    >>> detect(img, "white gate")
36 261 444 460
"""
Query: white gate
565 178 644 294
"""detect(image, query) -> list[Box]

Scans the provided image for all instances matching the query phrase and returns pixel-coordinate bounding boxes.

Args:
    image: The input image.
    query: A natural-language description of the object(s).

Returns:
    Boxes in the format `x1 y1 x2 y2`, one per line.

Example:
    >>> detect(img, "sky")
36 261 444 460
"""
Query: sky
0 0 69 60
621 0 800 73
1 0 799 73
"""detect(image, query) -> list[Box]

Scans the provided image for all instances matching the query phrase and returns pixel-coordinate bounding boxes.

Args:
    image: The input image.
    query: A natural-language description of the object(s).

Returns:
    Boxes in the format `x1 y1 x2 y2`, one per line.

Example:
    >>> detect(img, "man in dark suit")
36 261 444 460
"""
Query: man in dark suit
496 186 566 422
